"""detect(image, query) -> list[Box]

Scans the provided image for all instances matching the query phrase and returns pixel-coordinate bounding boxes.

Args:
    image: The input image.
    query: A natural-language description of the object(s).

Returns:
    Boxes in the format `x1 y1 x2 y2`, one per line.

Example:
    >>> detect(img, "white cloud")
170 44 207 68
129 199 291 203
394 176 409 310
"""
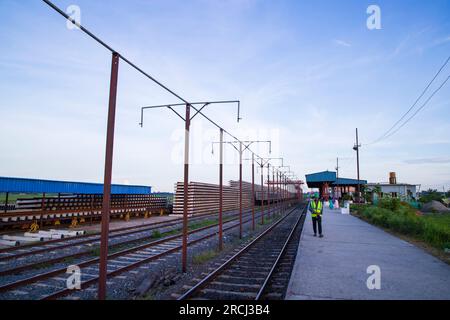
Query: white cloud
333 39 352 47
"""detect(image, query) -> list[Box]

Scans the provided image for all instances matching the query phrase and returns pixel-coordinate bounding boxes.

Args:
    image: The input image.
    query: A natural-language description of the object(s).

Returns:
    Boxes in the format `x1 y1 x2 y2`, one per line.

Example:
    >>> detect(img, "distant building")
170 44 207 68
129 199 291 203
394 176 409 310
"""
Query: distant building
366 172 419 200
305 170 367 200
0 176 152 195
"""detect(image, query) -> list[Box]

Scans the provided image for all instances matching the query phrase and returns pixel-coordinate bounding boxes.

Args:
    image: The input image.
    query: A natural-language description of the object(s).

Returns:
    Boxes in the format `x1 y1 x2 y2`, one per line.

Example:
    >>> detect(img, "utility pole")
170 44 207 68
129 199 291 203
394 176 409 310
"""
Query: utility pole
251 153 255 230
141 100 240 272
267 163 270 219
239 141 243 239
336 157 340 180
182 103 191 272
335 157 340 199
218 128 224 250
213 140 271 239
98 52 119 300
353 128 361 203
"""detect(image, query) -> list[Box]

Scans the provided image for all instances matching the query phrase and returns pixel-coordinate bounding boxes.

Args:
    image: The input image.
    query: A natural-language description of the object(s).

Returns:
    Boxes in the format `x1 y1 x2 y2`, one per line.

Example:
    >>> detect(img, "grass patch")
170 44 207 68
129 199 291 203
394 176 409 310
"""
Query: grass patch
142 292 156 300
351 200 450 254
0 193 59 204
257 213 280 226
89 246 101 257
32 261 52 270
151 230 162 239
62 257 75 264
192 249 219 265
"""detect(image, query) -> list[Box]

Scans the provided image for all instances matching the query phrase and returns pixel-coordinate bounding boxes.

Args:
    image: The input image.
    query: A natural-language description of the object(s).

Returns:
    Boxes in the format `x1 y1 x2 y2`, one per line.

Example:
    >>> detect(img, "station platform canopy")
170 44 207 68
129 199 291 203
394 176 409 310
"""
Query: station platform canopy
305 171 367 189
0 177 152 195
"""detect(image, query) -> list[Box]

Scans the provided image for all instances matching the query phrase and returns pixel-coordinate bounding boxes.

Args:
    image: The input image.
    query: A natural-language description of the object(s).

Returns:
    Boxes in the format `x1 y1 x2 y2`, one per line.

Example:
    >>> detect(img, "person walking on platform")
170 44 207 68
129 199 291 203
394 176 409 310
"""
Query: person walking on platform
309 194 323 238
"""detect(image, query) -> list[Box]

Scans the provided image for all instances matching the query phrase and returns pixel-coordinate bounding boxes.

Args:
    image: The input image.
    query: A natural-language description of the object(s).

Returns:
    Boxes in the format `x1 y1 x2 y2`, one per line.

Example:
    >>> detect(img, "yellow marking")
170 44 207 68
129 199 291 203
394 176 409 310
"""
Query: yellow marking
29 221 39 233
69 217 78 228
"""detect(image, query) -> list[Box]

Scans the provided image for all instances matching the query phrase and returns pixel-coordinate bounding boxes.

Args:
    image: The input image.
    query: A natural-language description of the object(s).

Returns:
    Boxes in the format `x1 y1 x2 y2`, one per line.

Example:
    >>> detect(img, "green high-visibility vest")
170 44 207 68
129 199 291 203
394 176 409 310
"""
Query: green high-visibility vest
310 200 322 217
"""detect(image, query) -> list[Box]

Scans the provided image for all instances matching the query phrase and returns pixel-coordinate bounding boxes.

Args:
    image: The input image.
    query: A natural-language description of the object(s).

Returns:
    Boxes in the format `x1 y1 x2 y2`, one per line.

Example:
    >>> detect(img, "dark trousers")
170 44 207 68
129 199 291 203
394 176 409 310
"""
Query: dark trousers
312 215 322 235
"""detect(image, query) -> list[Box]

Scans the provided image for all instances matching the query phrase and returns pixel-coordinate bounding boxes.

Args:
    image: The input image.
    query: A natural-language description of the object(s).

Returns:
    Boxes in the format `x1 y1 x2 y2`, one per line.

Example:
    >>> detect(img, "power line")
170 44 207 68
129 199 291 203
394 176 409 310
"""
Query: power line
41 0 298 178
381 74 450 140
366 55 450 146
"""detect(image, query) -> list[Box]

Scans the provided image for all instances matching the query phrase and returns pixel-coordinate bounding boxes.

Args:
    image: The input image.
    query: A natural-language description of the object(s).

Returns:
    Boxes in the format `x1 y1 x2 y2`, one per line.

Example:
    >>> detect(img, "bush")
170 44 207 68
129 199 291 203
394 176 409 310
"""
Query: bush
419 189 443 203
350 204 369 214
378 197 401 212
342 194 352 201
354 202 450 250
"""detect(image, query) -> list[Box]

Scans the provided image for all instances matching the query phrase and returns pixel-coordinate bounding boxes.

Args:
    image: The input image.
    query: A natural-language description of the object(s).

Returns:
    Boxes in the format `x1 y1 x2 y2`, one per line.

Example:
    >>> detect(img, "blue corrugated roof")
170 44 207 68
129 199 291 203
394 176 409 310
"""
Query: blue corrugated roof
305 171 337 183
0 177 151 194
305 171 366 188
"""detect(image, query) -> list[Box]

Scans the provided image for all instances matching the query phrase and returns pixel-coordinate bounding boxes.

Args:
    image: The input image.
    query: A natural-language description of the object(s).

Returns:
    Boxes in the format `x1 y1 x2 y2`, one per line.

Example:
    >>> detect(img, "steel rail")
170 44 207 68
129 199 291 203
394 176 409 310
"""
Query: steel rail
176 203 301 300
0 216 176 257
40 205 287 300
255 205 306 300
0 209 231 261
0 206 264 276
0 205 277 294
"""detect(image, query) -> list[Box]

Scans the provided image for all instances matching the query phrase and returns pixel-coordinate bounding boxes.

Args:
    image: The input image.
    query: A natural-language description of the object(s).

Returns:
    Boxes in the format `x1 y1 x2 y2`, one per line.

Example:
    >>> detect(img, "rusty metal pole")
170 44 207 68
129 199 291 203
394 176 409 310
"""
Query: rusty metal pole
260 164 264 225
182 103 191 273
281 175 284 209
40 192 46 229
266 165 269 219
218 128 224 251
239 142 243 239
276 171 280 215
275 172 278 214
272 167 275 216
251 153 255 230
356 128 361 203
286 177 288 207
279 173 282 213
98 52 119 300
286 177 289 206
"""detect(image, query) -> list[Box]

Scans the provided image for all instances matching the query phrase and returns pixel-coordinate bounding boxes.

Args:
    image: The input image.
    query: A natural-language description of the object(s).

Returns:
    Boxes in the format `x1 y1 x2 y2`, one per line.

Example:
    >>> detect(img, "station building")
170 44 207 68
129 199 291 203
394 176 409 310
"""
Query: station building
305 170 367 200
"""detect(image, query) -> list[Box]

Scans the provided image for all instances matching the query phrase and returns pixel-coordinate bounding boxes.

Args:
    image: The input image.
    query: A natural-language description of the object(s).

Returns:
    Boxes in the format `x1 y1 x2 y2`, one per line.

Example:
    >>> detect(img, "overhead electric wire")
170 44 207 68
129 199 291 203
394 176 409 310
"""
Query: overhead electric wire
380 74 450 140
41 0 296 179
366 54 450 146
42 0 189 104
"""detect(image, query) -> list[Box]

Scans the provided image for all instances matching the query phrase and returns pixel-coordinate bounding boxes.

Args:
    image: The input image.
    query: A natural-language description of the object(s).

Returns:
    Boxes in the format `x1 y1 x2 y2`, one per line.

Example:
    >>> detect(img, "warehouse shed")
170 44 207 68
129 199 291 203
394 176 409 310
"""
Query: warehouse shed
0 177 152 195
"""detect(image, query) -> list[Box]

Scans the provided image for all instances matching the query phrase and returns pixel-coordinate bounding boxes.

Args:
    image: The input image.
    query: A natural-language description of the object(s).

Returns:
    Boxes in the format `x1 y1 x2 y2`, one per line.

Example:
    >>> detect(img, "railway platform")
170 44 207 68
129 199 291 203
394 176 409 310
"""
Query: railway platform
286 206 450 300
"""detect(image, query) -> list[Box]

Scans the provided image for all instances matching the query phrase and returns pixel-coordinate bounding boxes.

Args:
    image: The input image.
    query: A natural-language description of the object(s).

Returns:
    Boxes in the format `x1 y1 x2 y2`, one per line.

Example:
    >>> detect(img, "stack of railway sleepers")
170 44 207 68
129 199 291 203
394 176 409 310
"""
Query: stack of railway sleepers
0 194 169 227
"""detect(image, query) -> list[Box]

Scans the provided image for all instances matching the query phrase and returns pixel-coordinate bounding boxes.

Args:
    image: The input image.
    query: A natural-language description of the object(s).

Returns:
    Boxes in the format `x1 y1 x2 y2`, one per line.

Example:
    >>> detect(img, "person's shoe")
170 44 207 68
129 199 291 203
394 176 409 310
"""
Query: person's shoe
313 233 317 237
319 234 324 238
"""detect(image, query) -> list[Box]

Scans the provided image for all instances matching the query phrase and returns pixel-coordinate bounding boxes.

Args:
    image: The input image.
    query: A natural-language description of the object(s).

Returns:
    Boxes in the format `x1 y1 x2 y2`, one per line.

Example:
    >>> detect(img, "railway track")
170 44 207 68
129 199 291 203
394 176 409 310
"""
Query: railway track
0 208 263 277
0 207 264 269
0 204 288 300
0 210 232 260
176 203 306 300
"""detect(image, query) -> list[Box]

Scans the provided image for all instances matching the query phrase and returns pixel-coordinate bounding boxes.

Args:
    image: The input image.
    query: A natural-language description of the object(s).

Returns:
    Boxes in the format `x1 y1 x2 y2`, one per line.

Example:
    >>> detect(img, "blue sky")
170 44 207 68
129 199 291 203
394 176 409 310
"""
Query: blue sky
0 0 449 192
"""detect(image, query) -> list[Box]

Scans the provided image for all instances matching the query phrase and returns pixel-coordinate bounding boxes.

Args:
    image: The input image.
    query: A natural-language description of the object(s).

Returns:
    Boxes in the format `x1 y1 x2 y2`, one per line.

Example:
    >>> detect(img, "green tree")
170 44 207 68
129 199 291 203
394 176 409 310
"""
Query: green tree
419 189 443 203
373 185 382 197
